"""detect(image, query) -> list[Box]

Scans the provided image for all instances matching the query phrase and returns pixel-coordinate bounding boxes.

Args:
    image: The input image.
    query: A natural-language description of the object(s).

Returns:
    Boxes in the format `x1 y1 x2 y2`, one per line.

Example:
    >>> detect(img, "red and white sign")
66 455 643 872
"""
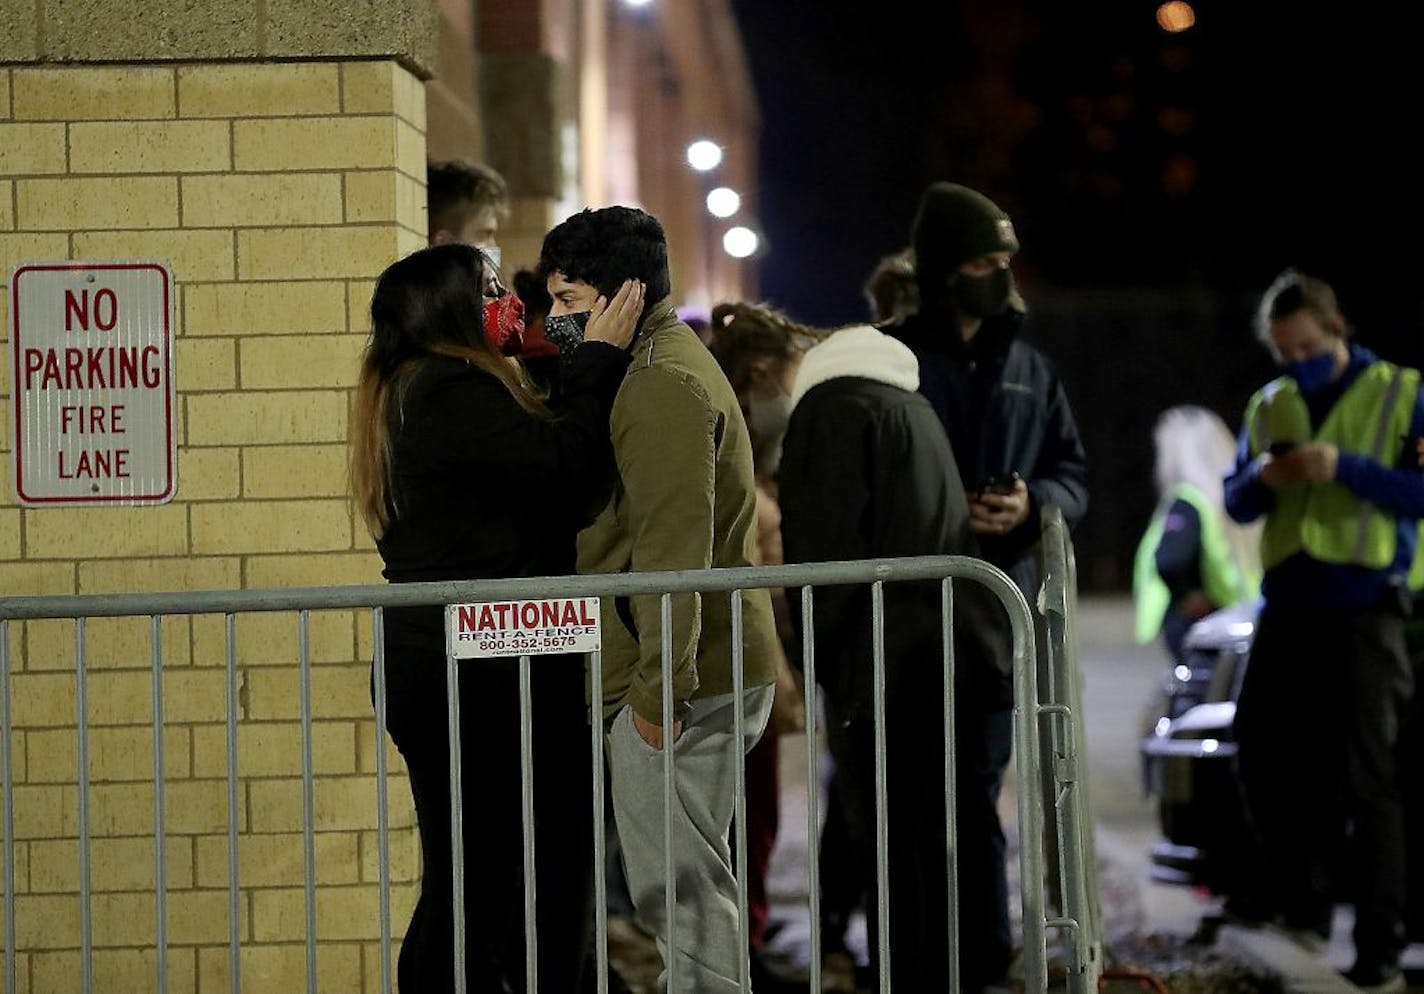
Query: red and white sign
9 262 177 506
446 598 602 659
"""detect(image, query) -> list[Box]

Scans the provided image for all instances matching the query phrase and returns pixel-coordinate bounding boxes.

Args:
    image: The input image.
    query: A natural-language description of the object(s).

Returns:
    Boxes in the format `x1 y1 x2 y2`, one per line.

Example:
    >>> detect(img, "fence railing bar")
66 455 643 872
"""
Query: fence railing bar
0 621 13 994
518 653 538 994
299 611 318 994
1062 522 1104 967
730 590 750 993
224 613 242 994
870 582 891 993
942 579 959 994
800 587 821 994
372 609 394 994
1041 508 1102 993
446 639 467 994
1005 568 1047 994
591 648 609 994
150 615 169 994
76 618 93 994
0 558 1026 621
660 592 678 994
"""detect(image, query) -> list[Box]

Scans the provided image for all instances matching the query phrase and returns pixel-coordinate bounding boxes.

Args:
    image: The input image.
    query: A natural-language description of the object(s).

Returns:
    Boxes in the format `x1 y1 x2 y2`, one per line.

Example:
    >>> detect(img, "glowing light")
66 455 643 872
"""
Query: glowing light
1157 2 1195 33
723 226 759 259
706 187 741 218
686 140 723 172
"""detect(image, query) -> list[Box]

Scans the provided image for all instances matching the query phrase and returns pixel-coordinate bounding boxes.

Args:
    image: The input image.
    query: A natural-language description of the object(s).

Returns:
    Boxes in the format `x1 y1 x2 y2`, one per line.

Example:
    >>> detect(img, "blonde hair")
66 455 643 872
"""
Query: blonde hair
1153 405 1260 578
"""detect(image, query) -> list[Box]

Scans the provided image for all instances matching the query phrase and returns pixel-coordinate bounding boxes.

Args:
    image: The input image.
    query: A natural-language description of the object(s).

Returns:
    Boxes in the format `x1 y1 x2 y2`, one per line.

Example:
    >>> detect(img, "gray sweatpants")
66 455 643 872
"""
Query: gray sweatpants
607 685 775 994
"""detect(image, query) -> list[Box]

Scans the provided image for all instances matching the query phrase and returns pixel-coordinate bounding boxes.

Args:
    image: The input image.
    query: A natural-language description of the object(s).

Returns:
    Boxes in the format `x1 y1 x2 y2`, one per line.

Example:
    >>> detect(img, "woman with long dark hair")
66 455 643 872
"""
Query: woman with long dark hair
350 243 643 992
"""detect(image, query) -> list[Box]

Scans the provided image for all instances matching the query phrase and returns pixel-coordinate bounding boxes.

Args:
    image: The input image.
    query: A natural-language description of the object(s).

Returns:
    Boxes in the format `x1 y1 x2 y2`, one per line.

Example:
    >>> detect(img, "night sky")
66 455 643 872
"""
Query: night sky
728 0 1424 587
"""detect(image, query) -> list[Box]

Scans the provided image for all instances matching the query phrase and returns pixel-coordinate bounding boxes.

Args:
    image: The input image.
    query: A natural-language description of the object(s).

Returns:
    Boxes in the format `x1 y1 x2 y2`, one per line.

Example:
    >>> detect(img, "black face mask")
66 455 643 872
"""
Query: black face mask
543 310 591 358
951 268 1015 319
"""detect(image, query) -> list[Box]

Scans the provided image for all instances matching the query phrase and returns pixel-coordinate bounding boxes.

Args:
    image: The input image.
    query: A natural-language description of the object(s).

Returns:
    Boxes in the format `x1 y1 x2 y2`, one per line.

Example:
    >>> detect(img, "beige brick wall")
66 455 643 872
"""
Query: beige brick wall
0 61 426 994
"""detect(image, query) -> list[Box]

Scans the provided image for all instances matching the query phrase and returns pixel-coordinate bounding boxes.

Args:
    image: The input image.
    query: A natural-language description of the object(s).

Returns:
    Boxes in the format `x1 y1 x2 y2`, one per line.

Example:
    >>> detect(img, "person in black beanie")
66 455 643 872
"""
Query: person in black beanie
888 182 1089 994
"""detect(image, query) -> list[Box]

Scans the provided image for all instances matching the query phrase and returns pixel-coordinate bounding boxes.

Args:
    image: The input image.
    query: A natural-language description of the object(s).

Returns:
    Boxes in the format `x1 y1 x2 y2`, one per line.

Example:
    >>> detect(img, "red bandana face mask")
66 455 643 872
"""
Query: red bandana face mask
482 291 526 356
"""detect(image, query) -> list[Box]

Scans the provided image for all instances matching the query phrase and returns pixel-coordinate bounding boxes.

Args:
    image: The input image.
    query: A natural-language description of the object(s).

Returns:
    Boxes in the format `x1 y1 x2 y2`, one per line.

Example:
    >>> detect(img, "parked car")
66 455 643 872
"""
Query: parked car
1140 600 1256 894
1140 600 1424 941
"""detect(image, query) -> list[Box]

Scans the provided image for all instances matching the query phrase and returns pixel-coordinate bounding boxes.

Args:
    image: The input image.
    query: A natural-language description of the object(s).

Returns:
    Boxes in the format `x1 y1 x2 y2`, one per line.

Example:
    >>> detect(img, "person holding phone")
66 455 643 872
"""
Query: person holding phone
887 182 1089 993
1223 270 1424 993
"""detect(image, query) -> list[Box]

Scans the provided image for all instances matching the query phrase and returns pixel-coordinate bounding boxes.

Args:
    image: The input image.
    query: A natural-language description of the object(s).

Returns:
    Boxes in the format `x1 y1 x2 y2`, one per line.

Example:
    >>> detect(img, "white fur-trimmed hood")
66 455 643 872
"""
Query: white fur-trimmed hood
790 325 920 411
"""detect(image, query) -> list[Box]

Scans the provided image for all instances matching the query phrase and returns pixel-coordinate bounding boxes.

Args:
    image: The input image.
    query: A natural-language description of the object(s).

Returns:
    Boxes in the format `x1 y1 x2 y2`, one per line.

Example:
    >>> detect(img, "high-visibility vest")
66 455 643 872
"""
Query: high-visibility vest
1409 524 1424 592
1133 483 1260 644
1245 361 1419 571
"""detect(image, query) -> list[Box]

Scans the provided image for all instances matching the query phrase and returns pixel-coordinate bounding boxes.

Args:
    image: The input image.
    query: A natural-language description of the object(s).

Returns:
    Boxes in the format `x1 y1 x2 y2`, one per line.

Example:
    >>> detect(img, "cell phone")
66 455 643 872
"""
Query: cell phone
1268 442 1297 457
980 473 1020 495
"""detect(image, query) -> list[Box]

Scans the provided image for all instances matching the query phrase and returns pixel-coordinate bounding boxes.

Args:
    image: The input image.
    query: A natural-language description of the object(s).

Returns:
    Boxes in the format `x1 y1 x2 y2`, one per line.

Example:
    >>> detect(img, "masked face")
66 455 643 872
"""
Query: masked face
746 391 792 475
543 309 591 358
951 266 1015 319
1282 351 1338 392
1270 312 1344 393
746 387 791 450
482 290 526 356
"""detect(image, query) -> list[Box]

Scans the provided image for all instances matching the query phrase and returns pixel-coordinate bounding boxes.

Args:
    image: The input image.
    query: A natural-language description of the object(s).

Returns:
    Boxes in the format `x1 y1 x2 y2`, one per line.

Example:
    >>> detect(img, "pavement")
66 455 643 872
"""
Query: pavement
740 596 1424 992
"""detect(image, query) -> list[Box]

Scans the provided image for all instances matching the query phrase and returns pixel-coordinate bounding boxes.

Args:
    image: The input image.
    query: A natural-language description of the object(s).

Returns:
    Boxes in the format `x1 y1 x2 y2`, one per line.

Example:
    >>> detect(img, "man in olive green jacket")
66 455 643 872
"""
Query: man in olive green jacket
540 207 778 993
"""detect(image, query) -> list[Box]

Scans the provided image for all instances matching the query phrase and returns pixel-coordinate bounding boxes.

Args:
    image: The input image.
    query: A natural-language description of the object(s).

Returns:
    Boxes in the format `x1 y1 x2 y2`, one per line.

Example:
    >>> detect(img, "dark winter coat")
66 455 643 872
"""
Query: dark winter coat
891 309 1089 599
376 342 631 651
778 326 1012 713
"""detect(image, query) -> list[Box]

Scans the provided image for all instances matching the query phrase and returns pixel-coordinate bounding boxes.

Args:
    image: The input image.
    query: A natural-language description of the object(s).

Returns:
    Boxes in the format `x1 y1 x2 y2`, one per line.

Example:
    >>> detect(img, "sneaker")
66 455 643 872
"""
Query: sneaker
1342 961 1406 994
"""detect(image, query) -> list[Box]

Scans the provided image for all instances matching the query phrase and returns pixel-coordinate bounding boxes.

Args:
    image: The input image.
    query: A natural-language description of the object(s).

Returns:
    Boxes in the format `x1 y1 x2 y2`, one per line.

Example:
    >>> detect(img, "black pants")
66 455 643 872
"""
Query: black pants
827 692 1013 994
818 769 863 954
1235 605 1413 962
379 647 595 994
1162 606 1196 668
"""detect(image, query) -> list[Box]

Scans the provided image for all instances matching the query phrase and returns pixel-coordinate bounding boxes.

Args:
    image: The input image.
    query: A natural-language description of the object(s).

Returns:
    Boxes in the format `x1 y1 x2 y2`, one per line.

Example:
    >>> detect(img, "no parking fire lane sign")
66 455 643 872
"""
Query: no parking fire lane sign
9 262 176 506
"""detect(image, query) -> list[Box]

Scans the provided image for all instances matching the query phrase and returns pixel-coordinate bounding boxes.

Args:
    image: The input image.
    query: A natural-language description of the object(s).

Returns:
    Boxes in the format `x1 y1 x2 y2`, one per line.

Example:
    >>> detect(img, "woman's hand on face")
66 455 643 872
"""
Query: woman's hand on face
584 280 645 349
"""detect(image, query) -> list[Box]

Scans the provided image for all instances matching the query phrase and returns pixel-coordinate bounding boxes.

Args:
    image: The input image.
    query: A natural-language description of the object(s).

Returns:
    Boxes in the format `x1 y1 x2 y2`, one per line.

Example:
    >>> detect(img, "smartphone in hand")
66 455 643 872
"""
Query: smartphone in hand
979 472 1021 496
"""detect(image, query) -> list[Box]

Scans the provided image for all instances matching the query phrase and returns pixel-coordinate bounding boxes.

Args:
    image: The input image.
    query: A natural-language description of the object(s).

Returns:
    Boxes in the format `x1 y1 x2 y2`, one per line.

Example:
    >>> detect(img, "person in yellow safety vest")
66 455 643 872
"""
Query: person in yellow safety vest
1134 406 1262 664
1221 270 1423 994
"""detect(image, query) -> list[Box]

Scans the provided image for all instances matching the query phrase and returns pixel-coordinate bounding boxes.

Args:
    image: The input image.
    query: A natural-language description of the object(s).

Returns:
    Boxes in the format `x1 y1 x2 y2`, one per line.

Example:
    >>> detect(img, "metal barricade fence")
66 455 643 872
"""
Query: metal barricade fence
1039 506 1104 994
0 549 1097 994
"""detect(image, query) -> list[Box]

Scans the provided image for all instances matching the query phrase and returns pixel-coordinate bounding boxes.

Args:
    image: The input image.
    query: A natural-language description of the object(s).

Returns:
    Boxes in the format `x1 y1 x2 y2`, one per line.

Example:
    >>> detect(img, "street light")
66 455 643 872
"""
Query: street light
1156 1 1195 32
723 226 759 259
686 140 723 172
706 187 741 218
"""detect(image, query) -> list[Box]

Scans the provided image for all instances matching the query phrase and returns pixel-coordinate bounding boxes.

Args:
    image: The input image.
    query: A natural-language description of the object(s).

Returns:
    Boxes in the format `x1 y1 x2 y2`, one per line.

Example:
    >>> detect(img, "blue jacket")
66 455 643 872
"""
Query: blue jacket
1224 344 1424 610
890 310 1089 600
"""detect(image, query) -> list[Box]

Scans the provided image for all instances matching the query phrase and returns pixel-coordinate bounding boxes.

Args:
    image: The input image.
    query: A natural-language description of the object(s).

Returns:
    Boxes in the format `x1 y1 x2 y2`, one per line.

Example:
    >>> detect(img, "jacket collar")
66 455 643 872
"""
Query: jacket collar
892 308 1023 360
629 296 680 365
790 325 920 410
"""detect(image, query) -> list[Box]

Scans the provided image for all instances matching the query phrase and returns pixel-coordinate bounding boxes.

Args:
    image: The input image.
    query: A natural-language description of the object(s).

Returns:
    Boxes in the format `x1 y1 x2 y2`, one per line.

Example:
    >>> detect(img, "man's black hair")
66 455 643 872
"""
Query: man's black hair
537 206 672 303
512 268 552 323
